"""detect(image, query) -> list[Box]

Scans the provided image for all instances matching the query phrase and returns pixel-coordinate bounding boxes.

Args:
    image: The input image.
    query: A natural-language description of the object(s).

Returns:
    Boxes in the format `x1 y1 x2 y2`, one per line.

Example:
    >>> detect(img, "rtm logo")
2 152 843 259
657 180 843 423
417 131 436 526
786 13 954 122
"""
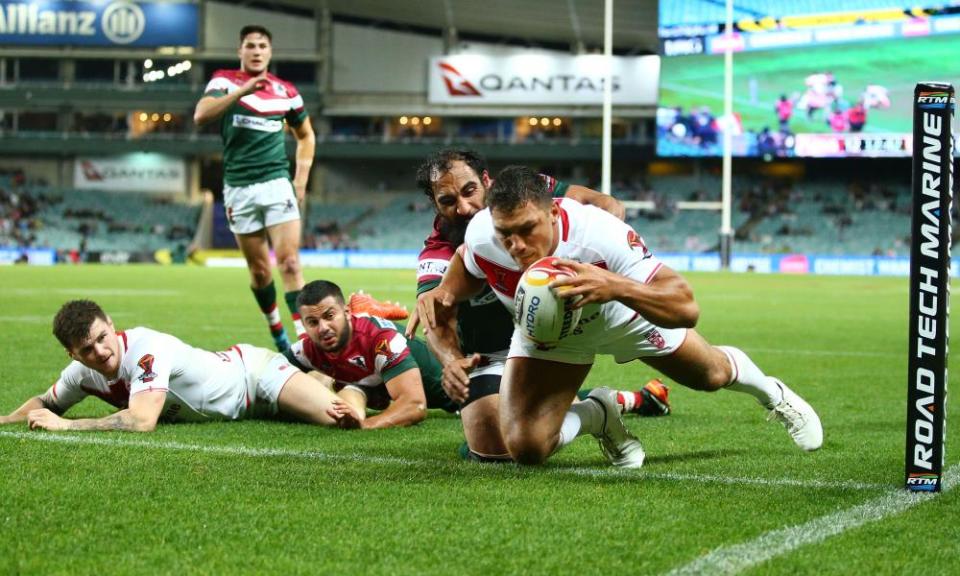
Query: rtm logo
917 92 955 110
907 474 939 491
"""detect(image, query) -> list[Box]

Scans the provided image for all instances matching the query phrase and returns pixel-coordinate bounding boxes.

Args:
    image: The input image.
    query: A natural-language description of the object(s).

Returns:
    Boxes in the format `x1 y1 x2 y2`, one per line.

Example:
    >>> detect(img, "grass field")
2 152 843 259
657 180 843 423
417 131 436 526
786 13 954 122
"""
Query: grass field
660 33 960 136
1 265 958 575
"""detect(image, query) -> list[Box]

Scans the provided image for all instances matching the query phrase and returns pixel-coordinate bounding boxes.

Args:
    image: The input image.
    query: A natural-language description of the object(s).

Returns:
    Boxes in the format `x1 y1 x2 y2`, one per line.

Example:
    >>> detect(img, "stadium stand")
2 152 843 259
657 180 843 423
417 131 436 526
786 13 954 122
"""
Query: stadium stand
0 173 199 257
352 193 437 250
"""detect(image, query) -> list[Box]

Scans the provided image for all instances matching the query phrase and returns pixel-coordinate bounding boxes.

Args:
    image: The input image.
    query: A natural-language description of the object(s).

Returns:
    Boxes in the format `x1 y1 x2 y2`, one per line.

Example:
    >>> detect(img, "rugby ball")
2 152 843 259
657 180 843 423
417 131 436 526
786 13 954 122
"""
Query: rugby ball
514 257 582 345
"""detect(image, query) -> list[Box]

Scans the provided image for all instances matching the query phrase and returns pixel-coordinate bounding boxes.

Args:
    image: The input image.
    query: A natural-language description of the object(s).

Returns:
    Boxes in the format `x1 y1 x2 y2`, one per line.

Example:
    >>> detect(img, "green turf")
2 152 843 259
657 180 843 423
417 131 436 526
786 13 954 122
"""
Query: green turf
1 266 958 575
661 33 960 134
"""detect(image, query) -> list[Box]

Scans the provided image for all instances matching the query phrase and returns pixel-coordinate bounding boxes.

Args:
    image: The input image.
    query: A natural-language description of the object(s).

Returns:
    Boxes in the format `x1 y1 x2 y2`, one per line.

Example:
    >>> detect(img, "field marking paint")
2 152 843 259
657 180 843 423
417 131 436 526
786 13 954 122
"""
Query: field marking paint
0 431 887 491
748 347 891 358
665 464 957 576
0 311 134 323
2 288 182 297
0 315 59 324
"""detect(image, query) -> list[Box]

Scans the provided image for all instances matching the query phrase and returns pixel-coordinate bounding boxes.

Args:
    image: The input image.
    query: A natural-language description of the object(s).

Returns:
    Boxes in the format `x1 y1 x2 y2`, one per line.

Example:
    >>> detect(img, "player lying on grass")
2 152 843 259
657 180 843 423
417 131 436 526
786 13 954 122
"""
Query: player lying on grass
0 300 352 432
408 148 669 462
285 280 667 438
413 166 823 467
284 279 458 429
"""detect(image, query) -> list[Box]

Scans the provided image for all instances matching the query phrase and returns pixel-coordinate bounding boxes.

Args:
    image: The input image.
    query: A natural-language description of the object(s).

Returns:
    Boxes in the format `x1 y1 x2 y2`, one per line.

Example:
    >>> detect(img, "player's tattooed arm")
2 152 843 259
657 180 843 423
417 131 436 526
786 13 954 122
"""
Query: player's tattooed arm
27 389 167 433
564 185 626 220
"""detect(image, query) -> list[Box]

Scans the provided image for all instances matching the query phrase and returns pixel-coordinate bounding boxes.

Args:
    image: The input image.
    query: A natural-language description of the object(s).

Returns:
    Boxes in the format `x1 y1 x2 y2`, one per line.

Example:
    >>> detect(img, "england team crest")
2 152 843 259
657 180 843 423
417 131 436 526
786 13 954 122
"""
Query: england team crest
137 354 158 383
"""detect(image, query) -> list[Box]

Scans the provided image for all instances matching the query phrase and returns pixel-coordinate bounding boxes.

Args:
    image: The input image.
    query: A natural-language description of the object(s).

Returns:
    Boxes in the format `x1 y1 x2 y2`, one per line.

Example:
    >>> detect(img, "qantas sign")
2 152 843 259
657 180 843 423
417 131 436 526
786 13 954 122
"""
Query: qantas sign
428 54 659 105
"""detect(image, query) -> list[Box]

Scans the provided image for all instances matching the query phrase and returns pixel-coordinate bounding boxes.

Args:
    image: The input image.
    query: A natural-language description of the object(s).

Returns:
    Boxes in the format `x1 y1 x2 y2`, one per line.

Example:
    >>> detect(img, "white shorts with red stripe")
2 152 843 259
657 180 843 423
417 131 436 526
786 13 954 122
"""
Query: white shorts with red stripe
507 318 686 366
223 177 300 234
234 344 298 417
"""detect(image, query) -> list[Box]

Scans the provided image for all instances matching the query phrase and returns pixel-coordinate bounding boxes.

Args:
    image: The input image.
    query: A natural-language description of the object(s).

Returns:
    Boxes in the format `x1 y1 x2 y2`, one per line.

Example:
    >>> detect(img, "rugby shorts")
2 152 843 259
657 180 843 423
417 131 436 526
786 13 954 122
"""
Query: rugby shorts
236 344 298 416
507 319 687 365
223 176 300 234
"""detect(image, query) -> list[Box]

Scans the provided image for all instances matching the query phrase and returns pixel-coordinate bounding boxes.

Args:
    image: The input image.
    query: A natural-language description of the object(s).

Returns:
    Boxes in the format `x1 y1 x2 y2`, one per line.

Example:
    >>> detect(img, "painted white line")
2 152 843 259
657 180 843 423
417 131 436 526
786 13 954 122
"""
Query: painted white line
0 430 887 491
2 288 182 297
748 347 891 358
0 315 58 324
0 311 134 323
665 464 957 576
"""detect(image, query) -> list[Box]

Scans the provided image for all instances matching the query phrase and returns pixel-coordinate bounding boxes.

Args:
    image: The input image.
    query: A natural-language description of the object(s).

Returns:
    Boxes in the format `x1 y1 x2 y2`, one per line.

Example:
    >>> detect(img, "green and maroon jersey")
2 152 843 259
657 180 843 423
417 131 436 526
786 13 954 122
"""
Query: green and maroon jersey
416 175 570 355
283 315 455 412
203 69 308 187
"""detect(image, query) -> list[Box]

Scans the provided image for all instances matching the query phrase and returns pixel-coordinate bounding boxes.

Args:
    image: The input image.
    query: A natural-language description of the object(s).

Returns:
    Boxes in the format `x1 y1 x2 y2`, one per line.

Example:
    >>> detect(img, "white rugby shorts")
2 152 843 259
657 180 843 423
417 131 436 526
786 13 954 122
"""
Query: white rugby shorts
223 177 300 234
507 319 687 365
235 344 298 416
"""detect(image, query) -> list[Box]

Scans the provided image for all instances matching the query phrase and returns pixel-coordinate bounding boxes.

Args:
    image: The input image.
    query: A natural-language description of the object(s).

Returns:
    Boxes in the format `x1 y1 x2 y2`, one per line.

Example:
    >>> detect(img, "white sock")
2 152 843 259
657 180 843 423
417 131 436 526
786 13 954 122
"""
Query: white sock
292 318 306 337
555 400 604 451
717 346 783 408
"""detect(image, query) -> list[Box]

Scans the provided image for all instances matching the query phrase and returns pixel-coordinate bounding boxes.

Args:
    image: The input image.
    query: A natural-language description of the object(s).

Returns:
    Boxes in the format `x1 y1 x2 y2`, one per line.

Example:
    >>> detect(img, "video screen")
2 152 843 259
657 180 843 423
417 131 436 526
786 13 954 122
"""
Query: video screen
657 1 960 158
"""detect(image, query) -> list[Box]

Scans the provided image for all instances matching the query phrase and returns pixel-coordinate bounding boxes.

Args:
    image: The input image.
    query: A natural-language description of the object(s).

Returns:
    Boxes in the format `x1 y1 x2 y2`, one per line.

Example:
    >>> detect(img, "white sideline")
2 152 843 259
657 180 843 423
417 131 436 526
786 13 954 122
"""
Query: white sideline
0 430 887 491
2 288 182 297
748 347 891 358
665 463 957 576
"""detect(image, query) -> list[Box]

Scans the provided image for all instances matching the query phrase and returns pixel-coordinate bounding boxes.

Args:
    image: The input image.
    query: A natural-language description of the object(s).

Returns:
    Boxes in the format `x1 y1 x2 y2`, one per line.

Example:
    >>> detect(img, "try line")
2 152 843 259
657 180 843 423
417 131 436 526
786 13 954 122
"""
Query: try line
0 430 887 491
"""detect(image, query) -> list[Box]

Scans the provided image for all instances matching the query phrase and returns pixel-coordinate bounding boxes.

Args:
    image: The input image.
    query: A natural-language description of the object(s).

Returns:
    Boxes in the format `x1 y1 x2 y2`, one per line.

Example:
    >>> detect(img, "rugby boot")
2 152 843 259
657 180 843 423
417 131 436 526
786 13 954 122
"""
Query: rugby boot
587 387 646 468
766 378 823 451
349 291 409 320
620 379 671 417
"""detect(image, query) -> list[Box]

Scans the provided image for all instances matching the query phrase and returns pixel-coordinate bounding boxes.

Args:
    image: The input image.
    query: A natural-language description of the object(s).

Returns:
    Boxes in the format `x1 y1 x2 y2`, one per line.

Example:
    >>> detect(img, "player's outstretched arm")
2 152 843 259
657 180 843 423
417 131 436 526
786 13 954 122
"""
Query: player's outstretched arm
564 185 626 220
0 395 47 425
410 251 485 335
193 75 265 126
552 259 699 329
27 389 166 432
291 117 315 201
418 300 476 404
362 368 428 429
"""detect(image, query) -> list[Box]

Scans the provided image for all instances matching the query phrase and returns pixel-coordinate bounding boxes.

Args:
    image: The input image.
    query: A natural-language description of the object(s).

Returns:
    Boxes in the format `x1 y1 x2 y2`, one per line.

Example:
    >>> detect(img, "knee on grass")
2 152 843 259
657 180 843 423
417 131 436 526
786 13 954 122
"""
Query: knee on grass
504 429 553 466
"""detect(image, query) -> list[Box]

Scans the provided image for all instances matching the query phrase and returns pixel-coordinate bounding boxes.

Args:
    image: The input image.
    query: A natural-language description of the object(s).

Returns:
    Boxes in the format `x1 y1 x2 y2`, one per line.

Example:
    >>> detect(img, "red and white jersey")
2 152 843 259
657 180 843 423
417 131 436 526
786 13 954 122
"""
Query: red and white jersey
461 198 664 340
40 328 252 422
286 315 413 393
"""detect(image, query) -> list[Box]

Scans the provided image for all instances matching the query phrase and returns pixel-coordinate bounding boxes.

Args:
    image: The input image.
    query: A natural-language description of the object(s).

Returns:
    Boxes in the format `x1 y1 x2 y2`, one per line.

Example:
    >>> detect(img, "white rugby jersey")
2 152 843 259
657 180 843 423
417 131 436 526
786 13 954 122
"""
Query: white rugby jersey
461 198 664 341
41 328 251 422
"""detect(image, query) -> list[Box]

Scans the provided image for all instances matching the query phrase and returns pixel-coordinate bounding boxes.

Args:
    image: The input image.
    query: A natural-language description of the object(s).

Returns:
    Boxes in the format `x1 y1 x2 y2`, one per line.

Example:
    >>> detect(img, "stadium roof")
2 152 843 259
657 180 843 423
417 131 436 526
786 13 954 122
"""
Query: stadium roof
266 0 659 54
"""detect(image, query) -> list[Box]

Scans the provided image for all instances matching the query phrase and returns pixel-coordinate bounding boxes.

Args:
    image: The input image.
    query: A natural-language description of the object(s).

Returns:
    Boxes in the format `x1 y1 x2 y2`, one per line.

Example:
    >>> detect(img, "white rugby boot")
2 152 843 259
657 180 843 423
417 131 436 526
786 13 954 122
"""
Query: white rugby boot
766 378 823 451
586 387 646 468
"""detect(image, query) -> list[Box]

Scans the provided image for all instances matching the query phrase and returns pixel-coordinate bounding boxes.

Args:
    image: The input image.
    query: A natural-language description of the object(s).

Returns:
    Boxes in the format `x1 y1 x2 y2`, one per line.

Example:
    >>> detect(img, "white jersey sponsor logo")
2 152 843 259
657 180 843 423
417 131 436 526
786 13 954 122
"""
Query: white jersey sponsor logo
417 258 449 280
232 114 283 133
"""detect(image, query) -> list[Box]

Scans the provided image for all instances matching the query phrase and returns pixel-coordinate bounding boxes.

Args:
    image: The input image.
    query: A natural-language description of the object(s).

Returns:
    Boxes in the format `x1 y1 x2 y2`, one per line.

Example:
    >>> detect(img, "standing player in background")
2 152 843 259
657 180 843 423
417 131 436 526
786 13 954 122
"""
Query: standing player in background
415 166 822 467
194 25 315 352
775 95 793 132
409 148 669 463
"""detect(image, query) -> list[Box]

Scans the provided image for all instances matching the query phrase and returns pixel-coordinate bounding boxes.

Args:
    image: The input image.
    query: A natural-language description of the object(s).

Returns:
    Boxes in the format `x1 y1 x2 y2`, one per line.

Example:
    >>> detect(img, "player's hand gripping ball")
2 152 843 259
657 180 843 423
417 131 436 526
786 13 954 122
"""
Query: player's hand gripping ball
514 257 582 345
